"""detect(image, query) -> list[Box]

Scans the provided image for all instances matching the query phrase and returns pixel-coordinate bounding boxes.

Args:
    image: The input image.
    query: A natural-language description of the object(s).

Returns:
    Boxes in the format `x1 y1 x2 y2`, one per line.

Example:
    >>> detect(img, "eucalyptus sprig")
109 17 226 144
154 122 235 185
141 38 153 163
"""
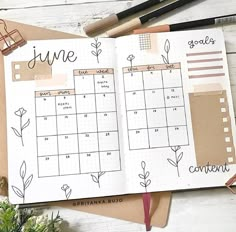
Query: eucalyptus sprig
0 199 63 232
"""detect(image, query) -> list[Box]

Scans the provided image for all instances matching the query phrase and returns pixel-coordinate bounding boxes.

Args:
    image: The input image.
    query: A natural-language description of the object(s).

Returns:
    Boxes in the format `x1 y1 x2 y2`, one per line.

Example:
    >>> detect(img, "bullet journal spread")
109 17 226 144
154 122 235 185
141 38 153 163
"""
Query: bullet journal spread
3 29 236 204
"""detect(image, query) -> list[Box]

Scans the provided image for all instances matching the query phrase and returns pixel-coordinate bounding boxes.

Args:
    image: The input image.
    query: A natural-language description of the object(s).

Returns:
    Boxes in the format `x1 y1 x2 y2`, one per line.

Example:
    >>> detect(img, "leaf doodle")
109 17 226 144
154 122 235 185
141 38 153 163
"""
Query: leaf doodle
167 146 184 177
12 186 24 198
11 161 33 203
138 161 152 192
24 174 33 189
22 119 30 130
11 127 21 137
20 161 26 179
164 39 170 53
91 38 103 63
161 39 171 65
178 152 183 163
91 172 106 188
167 158 177 167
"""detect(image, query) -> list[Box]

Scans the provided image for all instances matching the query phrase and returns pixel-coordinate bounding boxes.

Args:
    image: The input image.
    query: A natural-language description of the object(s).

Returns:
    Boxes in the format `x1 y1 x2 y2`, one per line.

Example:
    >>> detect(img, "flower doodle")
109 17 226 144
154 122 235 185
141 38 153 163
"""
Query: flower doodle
11 107 30 146
127 54 135 76
61 184 72 200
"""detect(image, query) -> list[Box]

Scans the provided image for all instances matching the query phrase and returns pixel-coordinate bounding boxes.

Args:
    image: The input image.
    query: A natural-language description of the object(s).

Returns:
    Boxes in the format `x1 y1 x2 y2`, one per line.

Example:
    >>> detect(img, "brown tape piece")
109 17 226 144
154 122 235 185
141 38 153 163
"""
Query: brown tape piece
12 61 52 81
189 90 236 166
0 176 8 196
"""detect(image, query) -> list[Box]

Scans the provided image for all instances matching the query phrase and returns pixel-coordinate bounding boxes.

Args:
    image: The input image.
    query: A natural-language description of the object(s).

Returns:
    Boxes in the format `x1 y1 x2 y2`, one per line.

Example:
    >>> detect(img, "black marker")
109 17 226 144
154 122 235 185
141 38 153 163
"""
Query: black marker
83 0 167 35
107 0 199 37
134 14 236 34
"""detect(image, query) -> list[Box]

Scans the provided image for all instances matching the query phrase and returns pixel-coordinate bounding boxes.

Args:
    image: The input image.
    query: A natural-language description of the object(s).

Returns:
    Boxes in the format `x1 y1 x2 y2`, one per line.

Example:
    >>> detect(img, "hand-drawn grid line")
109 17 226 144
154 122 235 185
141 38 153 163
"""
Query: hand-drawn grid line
122 63 189 150
139 34 151 50
35 69 121 178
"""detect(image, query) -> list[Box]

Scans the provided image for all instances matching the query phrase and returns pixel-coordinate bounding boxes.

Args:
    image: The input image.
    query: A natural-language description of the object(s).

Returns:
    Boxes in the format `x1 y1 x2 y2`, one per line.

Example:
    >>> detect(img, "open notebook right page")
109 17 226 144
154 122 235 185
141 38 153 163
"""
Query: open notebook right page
115 29 236 193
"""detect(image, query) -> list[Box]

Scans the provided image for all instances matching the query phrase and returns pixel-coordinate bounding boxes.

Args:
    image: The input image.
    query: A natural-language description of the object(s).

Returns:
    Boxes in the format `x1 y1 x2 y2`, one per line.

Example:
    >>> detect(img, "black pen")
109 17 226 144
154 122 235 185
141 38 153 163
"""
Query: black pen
83 0 167 35
133 14 236 34
107 0 199 37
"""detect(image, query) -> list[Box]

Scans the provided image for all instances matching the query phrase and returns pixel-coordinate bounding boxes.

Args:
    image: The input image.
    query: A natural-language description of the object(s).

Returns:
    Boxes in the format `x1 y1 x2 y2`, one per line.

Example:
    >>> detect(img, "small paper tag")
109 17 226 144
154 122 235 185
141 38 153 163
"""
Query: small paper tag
12 61 52 81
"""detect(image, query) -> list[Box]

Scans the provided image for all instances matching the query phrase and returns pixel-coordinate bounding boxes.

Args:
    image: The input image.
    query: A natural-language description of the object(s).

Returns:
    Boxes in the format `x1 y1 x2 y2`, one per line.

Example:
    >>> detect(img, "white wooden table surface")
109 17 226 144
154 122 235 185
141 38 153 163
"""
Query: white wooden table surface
1 0 236 231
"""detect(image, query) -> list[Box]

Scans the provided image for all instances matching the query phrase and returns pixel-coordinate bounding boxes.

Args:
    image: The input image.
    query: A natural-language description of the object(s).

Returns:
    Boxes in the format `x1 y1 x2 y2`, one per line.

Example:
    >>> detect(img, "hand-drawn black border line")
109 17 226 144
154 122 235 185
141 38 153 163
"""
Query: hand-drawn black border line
11 161 33 203
91 171 105 188
127 54 135 76
61 184 72 200
91 38 102 63
11 107 30 147
167 146 183 177
138 161 151 192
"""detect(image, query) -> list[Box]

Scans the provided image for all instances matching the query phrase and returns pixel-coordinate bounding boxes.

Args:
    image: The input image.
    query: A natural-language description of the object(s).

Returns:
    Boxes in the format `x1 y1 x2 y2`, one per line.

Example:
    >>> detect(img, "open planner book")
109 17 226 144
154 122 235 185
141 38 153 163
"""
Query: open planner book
3 28 236 204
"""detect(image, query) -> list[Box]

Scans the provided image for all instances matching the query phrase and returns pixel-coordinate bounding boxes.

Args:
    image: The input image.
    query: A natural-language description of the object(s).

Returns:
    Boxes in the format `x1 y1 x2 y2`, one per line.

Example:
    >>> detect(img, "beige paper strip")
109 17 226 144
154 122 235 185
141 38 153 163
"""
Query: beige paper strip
189 90 236 166
12 61 52 81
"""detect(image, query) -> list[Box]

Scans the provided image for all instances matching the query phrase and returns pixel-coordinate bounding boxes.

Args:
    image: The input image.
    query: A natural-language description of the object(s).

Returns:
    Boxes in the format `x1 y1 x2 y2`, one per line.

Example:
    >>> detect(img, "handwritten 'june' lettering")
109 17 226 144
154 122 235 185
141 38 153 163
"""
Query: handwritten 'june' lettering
28 46 77 69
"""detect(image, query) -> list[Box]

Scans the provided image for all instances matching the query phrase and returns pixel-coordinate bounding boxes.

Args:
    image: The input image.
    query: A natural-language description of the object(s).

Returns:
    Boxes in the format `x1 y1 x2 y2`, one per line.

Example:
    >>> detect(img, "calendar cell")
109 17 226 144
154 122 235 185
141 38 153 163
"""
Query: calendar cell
37 136 58 156
77 113 97 133
98 131 119 151
162 69 182 88
58 134 78 154
129 129 149 149
74 75 94 94
80 152 100 173
100 151 121 172
143 70 163 89
97 112 117 131
149 128 169 148
145 89 165 109
124 72 144 91
168 126 189 146
38 156 59 177
166 107 186 126
127 110 147 130
164 87 184 107
57 114 77 134
37 116 57 136
78 133 99 153
95 74 115 93
125 91 145 110
59 154 80 175
36 97 56 116
56 95 76 115
76 94 96 113
147 108 166 128
96 93 116 112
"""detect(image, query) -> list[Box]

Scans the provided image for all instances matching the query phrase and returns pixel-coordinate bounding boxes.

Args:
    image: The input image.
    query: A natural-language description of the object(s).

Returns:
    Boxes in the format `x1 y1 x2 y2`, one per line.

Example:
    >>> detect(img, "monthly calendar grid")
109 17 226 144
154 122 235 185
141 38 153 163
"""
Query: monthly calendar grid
35 68 121 178
123 63 189 150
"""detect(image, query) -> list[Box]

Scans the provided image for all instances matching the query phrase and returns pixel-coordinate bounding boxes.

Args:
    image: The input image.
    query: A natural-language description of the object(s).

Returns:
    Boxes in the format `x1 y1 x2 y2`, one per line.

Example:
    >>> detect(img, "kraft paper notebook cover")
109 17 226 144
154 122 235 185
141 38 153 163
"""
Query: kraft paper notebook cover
0 19 171 228
2 28 236 205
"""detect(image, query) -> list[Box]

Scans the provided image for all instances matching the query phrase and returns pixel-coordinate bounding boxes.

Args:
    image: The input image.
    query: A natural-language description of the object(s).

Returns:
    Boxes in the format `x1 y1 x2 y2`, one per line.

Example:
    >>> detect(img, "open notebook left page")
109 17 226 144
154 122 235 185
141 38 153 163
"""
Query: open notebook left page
4 38 127 204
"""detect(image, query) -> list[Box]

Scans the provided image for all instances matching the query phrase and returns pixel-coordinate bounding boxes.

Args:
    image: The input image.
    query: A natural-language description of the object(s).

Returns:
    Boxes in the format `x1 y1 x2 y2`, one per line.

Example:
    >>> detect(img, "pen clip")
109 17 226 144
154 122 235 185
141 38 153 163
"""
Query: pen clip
225 174 236 194
0 19 26 56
